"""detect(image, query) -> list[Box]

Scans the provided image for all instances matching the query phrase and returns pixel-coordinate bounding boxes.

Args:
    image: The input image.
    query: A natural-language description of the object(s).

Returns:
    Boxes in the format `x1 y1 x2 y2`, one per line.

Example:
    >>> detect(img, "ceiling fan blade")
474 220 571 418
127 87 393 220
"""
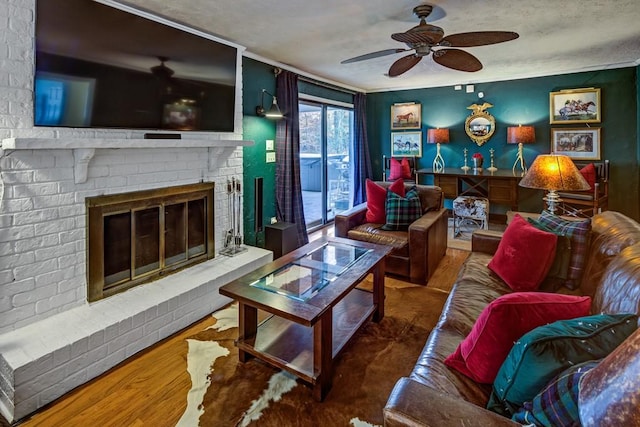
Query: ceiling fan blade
341 48 409 64
432 48 482 72
441 31 519 47
388 54 422 77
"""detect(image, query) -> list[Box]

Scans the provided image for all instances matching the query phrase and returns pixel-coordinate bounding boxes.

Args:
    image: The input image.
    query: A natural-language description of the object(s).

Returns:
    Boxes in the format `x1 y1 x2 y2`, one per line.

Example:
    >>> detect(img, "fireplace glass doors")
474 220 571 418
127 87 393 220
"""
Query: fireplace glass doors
87 183 214 302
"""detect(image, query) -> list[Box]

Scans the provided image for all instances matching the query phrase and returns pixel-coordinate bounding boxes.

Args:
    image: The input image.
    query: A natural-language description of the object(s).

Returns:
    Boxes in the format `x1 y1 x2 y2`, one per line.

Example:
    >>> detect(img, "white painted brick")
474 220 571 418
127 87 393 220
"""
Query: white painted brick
0 215 14 228
13 208 58 226
0 296 10 313
93 176 127 189
0 276 31 296
52 345 70 366
53 155 74 168
32 168 74 183
14 234 59 253
13 283 56 308
13 258 57 281
33 218 74 236
34 267 74 288
2 252 35 270
0 171 33 184
44 290 77 313
34 241 74 262
0 270 15 288
0 224 34 243
31 193 76 209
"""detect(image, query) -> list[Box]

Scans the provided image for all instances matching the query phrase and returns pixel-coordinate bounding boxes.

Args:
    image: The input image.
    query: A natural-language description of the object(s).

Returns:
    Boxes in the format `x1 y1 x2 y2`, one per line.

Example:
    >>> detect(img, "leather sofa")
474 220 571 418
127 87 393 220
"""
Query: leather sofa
334 182 447 284
384 211 640 426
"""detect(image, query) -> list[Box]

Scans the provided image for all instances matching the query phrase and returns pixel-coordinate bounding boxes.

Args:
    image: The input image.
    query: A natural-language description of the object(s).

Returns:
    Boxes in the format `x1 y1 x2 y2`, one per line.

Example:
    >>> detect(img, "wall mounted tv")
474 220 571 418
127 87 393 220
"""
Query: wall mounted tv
34 0 238 132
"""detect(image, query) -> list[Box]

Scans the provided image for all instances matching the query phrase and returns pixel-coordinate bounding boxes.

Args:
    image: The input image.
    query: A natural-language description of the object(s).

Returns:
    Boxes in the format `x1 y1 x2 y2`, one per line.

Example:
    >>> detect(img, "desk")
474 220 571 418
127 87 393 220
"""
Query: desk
417 168 522 211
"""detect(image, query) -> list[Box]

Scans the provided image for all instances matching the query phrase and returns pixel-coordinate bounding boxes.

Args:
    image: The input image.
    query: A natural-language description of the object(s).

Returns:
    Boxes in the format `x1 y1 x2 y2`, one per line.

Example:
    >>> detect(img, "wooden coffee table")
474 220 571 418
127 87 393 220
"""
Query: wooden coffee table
219 236 391 401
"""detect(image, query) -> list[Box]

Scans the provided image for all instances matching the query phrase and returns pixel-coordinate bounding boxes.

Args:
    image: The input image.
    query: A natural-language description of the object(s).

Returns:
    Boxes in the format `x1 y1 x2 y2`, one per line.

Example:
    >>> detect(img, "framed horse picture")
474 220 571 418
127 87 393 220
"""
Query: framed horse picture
391 102 421 130
549 87 601 124
551 127 601 160
391 131 422 157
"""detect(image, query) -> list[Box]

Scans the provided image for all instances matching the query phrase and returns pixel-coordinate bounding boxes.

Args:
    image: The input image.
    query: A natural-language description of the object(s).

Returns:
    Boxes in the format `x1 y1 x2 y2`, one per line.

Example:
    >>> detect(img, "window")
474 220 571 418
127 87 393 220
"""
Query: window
299 99 354 229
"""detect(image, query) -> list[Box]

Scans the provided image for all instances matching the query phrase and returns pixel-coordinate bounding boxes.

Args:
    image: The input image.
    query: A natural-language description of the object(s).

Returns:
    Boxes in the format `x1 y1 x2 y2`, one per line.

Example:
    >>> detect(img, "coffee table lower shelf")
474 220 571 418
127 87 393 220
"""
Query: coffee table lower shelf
236 287 374 386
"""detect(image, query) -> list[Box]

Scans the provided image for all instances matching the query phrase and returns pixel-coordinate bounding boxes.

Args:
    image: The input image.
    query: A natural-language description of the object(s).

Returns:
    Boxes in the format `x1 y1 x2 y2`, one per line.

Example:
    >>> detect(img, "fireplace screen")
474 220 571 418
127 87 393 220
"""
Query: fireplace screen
87 183 214 302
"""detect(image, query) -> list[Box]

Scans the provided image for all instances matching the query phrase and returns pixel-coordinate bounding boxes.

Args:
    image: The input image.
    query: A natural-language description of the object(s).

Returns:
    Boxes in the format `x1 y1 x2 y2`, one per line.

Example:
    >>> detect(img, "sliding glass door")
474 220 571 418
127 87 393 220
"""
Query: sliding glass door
299 100 353 230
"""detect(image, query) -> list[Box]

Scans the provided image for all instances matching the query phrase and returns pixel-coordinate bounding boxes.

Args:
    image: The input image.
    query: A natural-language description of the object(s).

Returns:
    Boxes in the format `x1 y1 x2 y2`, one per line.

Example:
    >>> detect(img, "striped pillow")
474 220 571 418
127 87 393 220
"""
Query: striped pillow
380 186 422 231
512 360 599 427
537 211 591 289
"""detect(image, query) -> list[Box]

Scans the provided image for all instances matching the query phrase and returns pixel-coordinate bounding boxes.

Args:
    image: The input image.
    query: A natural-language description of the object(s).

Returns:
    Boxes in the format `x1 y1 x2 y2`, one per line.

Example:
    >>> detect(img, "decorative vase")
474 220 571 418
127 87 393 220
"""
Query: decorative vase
472 158 483 170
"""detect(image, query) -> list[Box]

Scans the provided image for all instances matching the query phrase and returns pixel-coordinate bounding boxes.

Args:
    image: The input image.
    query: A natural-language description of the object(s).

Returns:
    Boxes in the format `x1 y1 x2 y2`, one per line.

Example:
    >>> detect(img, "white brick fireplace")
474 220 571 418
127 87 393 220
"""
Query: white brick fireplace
0 1 271 423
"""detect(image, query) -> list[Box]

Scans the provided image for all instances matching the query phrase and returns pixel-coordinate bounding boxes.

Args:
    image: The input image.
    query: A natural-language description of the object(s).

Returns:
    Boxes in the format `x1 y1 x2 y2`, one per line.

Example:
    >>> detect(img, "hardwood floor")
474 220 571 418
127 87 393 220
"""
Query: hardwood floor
9 225 468 427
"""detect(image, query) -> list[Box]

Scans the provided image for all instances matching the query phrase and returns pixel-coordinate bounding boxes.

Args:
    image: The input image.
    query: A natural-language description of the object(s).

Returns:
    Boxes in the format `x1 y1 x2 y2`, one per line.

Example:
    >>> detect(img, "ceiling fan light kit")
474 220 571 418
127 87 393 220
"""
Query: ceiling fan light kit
341 4 519 77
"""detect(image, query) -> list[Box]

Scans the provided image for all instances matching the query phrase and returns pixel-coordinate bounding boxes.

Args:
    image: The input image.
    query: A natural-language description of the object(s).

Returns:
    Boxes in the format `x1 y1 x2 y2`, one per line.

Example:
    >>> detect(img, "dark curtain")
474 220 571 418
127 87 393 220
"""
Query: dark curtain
275 70 308 247
352 92 373 205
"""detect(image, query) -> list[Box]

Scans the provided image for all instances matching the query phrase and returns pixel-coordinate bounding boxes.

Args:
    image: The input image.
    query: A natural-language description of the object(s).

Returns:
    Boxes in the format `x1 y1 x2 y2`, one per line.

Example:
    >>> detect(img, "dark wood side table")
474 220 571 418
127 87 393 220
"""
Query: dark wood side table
265 222 298 259
416 168 522 212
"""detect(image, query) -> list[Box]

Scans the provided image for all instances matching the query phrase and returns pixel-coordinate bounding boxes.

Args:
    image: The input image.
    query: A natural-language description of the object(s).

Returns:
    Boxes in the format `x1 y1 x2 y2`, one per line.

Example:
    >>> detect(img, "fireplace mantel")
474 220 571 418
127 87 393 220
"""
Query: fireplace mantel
1 137 254 183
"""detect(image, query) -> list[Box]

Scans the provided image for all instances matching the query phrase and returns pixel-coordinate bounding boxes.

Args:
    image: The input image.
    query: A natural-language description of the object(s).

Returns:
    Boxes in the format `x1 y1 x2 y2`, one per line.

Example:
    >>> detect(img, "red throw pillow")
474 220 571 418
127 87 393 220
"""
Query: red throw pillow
579 163 596 191
365 179 405 224
444 292 591 384
388 158 412 180
488 214 558 291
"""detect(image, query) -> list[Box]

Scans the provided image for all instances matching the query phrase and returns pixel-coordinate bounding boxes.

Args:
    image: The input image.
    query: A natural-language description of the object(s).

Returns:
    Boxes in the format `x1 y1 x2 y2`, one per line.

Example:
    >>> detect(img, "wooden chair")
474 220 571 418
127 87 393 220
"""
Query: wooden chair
382 155 417 182
558 160 609 217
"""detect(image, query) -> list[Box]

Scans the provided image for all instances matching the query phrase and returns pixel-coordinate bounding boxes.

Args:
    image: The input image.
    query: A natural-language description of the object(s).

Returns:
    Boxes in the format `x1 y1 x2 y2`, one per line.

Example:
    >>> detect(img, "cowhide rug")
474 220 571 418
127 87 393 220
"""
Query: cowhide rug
175 274 455 427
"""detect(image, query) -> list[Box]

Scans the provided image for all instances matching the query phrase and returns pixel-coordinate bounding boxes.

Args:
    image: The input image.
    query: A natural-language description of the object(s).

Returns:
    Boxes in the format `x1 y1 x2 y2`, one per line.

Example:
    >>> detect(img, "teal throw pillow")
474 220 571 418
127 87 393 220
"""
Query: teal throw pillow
380 186 422 231
527 217 572 291
512 360 600 427
537 211 591 289
487 313 637 417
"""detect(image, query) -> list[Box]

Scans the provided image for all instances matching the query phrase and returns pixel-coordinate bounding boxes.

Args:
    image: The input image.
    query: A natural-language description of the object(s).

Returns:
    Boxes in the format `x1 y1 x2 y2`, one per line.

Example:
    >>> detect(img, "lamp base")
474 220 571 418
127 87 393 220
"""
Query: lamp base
512 142 527 174
543 190 562 215
433 144 445 172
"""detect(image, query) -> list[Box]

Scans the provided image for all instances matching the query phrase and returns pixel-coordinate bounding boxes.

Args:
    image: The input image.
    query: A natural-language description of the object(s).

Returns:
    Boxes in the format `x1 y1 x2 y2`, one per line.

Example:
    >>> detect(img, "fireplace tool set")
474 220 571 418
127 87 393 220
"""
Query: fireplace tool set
220 177 247 256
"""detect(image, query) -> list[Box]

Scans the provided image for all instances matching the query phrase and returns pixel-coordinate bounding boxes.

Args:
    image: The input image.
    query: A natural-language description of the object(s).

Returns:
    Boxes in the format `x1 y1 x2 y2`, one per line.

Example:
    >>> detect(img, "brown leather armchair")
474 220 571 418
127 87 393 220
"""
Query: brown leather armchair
334 182 447 284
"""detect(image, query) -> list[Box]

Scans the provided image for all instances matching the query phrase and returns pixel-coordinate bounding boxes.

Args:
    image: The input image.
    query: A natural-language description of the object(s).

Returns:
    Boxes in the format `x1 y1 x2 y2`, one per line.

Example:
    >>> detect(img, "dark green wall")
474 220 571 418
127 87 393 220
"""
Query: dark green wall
242 58 278 247
242 58 357 246
367 67 639 220
242 61 640 242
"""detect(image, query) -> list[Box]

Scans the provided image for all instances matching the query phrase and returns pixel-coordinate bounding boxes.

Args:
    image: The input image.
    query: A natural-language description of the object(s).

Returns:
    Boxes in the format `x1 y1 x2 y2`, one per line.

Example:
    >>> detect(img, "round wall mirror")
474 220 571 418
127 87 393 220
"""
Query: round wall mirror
465 103 496 146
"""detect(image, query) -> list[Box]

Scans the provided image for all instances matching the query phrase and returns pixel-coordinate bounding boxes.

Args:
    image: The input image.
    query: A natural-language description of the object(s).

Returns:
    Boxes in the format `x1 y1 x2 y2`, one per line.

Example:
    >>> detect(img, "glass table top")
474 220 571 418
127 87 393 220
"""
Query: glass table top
250 241 372 302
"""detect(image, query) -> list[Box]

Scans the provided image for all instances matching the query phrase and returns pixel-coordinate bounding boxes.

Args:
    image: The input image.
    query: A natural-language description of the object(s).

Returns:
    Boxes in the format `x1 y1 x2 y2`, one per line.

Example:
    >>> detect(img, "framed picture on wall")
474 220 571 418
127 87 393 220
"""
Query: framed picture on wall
391 103 421 130
391 131 422 157
550 127 601 160
549 87 601 124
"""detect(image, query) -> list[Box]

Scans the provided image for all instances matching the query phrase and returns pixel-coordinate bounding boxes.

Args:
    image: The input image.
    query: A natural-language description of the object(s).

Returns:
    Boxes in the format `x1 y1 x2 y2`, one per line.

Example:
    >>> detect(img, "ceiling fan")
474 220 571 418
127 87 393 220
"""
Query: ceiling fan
150 56 175 80
341 4 519 77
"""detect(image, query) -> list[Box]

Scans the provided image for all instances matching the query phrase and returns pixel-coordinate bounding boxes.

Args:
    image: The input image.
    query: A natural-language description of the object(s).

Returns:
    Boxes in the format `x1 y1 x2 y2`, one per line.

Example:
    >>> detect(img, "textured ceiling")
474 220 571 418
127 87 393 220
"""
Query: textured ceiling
120 0 640 92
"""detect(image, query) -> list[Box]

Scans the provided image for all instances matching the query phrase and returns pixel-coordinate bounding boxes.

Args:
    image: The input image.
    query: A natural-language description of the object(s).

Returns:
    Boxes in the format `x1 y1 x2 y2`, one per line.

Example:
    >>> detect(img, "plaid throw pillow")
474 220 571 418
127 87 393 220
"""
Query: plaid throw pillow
527 217 572 291
512 360 599 426
537 211 591 289
380 186 422 231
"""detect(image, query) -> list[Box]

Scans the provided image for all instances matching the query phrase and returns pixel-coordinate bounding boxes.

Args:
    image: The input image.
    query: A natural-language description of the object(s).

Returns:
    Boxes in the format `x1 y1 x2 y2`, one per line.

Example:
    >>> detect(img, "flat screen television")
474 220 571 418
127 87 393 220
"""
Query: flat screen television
34 0 238 132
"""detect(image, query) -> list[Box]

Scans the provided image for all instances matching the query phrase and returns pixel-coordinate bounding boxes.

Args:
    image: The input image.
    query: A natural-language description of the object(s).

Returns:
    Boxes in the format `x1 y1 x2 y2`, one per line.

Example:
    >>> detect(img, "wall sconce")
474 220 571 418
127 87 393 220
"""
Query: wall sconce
427 128 449 172
519 154 590 214
507 124 535 173
256 89 283 119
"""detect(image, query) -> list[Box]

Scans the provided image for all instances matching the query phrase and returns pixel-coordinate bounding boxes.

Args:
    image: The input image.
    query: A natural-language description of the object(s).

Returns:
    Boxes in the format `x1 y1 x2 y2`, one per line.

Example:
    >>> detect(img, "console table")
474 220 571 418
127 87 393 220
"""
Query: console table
416 168 523 211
